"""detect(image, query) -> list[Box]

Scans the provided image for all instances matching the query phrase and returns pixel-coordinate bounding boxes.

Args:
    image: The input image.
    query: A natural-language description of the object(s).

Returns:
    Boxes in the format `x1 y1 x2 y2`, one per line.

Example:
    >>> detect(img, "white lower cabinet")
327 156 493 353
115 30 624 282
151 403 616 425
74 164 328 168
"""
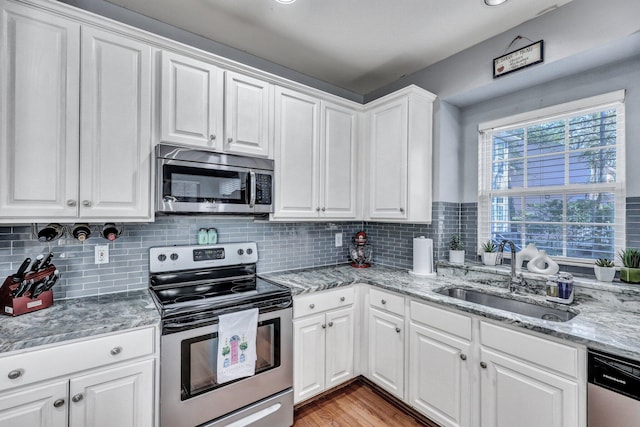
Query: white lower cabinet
0 327 156 427
293 288 355 404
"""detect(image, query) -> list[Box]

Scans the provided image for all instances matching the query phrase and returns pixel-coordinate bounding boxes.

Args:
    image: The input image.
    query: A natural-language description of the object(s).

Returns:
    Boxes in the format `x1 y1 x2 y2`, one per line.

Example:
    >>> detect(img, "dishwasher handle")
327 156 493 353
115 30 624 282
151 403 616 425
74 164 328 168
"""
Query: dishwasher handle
589 351 640 401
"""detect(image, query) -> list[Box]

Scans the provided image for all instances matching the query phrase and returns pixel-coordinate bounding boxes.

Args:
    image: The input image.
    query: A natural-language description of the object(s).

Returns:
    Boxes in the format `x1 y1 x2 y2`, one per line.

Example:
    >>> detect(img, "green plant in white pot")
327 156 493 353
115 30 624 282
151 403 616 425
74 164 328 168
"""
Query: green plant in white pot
594 258 616 283
481 240 498 266
449 234 465 265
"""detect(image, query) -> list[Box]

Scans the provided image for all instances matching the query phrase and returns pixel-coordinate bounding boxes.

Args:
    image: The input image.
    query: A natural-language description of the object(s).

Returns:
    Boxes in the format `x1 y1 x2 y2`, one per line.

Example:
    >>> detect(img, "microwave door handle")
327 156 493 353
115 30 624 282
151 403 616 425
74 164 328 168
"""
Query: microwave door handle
249 170 256 208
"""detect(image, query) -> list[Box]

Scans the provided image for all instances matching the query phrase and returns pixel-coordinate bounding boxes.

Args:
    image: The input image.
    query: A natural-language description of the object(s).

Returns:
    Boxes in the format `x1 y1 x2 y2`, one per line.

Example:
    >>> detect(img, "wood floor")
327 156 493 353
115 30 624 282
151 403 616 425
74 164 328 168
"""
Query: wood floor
293 381 432 426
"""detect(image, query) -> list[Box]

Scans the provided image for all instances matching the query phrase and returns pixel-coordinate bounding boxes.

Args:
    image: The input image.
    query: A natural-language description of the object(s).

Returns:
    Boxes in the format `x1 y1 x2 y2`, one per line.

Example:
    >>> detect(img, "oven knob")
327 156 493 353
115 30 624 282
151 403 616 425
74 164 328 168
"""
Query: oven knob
170 253 179 261
237 249 244 255
246 248 253 255
157 254 167 262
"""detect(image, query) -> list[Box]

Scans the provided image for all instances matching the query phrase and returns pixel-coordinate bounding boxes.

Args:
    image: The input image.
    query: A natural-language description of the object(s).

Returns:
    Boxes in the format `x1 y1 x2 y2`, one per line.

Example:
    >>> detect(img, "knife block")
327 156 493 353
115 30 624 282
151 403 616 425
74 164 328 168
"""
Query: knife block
1 266 55 316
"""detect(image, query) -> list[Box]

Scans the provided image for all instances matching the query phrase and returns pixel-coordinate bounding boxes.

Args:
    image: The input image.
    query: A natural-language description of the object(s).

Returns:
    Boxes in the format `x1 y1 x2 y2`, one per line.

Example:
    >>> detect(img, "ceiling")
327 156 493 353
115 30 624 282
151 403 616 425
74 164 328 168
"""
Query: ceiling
104 0 574 95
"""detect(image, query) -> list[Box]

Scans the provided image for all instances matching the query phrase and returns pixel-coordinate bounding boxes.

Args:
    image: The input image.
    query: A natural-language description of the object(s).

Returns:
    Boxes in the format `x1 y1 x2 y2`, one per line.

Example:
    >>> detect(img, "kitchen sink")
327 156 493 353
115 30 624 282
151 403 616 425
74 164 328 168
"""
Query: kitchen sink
436 287 577 322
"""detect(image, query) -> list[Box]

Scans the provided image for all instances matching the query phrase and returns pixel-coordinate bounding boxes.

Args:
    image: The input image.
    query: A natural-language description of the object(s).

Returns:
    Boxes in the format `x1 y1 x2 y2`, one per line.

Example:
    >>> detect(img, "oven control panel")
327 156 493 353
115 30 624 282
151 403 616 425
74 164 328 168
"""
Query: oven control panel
149 242 258 273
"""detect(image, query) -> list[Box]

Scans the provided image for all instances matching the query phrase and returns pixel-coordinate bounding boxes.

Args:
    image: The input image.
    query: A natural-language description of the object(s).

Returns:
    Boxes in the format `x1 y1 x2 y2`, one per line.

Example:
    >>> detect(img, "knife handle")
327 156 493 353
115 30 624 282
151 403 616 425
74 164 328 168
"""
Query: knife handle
12 258 31 282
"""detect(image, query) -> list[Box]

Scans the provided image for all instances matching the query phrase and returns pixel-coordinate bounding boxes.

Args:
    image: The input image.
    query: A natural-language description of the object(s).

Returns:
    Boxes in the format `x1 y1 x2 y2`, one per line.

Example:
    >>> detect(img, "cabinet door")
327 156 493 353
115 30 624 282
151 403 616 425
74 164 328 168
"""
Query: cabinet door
325 306 355 389
69 359 154 427
273 87 320 219
224 71 272 158
160 51 222 149
409 322 471 427
367 97 408 220
80 26 153 220
0 380 67 427
368 307 404 399
480 348 580 427
320 101 358 219
0 2 80 220
293 314 326 404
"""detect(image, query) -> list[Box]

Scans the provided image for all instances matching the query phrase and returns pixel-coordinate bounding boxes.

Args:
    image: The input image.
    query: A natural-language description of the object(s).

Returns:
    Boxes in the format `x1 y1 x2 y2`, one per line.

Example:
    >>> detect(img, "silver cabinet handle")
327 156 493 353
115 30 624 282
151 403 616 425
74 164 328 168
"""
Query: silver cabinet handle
67 199 77 207
399 207 405 213
381 299 387 305
71 393 83 403
395 327 401 333
82 200 91 207
480 362 487 369
328 322 333 327
110 346 122 356
316 207 320 212
321 207 326 212
340 296 345 302
460 354 467 361
209 134 216 140
7 369 23 380
53 399 65 408
227 137 233 143
309 304 315 309
321 324 326 329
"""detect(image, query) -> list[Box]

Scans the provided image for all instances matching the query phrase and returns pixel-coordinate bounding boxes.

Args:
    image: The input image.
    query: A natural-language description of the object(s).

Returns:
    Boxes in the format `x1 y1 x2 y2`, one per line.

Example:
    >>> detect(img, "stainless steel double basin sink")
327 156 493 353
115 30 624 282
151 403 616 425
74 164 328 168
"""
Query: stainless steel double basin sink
435 287 577 322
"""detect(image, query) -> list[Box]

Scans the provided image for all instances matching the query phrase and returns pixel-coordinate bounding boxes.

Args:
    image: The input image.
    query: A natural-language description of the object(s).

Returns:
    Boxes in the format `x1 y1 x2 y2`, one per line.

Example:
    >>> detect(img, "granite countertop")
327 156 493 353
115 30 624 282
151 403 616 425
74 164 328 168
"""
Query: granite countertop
260 263 640 361
0 290 160 354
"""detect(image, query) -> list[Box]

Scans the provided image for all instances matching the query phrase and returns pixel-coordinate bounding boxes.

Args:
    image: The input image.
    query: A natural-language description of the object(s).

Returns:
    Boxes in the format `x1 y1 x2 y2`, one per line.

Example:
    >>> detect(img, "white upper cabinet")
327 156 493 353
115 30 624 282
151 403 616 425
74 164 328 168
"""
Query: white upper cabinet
160 50 223 150
273 87 320 219
364 85 436 223
224 71 273 158
272 87 359 220
80 26 153 220
0 2 80 220
0 1 154 223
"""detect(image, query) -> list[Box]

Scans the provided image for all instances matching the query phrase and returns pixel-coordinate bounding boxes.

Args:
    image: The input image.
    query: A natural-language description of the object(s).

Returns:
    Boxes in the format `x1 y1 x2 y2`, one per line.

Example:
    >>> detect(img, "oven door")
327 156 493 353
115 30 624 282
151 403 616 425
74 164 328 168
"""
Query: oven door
160 307 293 427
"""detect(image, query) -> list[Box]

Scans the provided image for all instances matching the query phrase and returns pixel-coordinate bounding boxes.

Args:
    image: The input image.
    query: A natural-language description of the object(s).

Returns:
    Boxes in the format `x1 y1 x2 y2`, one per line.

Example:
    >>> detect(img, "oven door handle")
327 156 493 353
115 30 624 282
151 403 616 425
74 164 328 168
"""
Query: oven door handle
164 319 218 331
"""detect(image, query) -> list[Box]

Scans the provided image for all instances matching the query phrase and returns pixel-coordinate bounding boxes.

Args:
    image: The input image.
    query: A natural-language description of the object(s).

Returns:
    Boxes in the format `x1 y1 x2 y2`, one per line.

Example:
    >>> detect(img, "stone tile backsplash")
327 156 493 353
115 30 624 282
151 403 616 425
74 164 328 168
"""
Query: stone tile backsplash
1 199 637 299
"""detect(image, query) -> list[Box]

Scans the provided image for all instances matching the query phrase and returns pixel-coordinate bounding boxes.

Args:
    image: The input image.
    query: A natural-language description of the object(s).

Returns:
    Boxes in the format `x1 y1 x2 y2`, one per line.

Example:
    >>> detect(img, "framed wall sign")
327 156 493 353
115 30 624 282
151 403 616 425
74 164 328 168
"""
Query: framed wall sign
493 40 544 78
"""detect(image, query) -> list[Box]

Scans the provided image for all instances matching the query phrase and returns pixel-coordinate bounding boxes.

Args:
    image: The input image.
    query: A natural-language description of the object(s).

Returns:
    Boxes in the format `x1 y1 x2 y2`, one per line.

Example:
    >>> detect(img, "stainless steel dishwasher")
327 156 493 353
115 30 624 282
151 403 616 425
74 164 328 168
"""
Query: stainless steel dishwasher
588 349 640 427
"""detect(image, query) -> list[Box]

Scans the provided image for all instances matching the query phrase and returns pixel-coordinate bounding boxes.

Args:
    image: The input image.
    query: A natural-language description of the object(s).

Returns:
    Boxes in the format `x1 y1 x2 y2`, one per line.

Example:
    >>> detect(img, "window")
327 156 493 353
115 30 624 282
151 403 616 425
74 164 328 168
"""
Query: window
478 91 626 266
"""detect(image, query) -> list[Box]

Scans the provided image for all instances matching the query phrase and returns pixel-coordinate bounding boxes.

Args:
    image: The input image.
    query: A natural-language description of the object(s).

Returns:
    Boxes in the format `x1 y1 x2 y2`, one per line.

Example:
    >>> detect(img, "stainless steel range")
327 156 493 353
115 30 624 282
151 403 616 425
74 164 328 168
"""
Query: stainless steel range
149 242 293 427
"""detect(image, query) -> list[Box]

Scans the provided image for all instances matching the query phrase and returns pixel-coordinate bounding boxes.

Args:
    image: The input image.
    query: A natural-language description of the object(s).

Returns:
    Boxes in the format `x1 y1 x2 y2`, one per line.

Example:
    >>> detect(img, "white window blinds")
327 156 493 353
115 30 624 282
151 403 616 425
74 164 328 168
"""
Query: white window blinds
477 90 626 266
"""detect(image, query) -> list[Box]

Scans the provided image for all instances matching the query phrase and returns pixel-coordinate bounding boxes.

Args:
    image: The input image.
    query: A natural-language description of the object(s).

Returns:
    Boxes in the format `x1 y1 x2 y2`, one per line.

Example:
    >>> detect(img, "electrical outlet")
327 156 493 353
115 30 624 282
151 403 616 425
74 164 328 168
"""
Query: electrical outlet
335 233 343 247
95 245 109 264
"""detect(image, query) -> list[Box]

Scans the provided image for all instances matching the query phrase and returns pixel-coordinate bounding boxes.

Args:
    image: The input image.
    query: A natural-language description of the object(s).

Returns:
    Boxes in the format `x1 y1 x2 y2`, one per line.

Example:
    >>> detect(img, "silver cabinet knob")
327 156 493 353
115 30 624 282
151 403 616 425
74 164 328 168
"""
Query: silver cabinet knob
71 393 83 403
227 137 233 143
321 324 326 329
110 346 122 356
328 322 334 327
381 299 387 305
399 207 405 213
316 207 320 212
67 199 77 207
340 296 345 302
395 327 401 333
209 134 216 140
7 369 23 380
480 361 487 369
82 200 91 207
53 399 65 408
321 207 325 212
459 354 467 361
309 304 315 309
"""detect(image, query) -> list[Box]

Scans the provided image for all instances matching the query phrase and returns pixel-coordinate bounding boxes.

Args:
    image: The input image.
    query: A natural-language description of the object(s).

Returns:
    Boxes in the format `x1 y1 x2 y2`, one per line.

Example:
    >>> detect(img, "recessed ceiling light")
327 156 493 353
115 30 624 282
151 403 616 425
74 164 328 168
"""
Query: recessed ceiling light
484 0 508 5
275 0 296 4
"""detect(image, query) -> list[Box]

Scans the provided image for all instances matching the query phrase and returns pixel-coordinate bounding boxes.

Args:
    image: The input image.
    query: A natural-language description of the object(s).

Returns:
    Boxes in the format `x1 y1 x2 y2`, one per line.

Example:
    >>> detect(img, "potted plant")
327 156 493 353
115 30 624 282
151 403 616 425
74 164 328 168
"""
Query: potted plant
594 258 616 283
449 234 465 265
481 240 498 266
618 248 640 283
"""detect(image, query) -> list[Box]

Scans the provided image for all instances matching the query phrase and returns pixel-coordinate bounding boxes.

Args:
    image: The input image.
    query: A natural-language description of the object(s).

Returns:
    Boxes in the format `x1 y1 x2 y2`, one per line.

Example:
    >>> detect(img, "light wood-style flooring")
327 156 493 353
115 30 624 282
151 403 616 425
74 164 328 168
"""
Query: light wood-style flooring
293 380 433 426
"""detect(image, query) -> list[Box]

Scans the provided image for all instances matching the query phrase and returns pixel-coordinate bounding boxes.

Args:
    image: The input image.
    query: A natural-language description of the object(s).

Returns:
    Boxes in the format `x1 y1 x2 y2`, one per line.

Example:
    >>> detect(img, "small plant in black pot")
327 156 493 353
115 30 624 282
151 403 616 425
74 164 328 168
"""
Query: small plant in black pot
618 249 640 283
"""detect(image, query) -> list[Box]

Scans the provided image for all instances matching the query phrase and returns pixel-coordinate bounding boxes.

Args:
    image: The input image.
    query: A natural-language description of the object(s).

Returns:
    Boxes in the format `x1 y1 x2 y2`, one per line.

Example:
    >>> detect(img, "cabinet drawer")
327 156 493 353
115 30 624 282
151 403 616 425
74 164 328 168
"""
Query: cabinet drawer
294 287 354 318
369 288 404 316
480 321 581 378
410 300 471 341
0 327 155 390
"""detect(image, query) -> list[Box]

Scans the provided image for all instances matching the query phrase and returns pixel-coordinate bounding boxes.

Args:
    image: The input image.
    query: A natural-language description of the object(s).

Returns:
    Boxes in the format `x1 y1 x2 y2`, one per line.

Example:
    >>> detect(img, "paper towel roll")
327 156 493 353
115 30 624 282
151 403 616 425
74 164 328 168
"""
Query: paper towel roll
409 236 436 277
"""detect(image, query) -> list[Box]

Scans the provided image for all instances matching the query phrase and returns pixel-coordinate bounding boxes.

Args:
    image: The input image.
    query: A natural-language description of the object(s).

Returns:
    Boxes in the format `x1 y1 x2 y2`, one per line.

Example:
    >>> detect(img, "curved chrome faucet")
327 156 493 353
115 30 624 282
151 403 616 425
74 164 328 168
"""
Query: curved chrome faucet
498 240 527 292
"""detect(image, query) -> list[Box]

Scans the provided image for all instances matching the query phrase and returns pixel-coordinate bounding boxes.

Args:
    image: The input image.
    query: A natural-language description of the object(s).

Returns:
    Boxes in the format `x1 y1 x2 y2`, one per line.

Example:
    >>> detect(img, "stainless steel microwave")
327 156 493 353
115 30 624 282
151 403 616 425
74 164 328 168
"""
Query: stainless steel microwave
156 144 274 214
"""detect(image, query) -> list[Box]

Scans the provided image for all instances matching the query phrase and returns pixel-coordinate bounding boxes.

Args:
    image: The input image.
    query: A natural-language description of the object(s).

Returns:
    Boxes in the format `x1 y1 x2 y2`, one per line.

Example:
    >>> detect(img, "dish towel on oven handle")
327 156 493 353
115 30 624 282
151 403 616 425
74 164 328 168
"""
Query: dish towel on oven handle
217 308 259 384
